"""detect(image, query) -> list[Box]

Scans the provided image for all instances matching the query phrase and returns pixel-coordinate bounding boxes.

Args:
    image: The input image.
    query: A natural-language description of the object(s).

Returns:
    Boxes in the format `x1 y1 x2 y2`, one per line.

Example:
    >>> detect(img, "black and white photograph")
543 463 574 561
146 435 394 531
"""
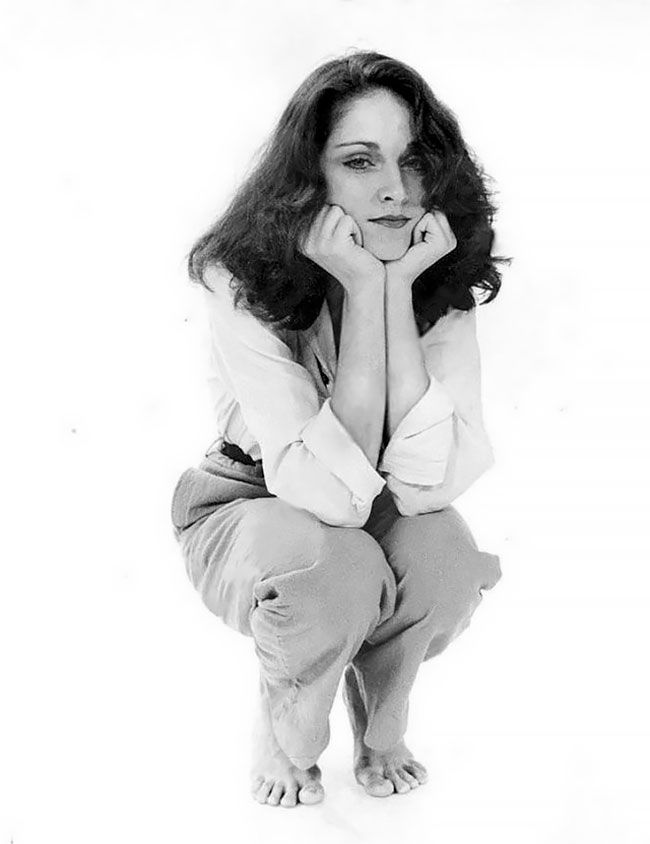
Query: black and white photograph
2 1 648 842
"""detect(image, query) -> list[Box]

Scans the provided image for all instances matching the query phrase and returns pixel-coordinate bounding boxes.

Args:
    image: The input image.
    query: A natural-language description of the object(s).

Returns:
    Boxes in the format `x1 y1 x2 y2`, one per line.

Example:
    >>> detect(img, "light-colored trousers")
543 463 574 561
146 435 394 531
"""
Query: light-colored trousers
171 440 502 770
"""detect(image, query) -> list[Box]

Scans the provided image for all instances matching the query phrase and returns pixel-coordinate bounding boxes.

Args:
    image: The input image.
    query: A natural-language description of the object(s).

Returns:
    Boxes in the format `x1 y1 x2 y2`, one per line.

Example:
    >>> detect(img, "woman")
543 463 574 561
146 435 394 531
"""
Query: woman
171 50 509 808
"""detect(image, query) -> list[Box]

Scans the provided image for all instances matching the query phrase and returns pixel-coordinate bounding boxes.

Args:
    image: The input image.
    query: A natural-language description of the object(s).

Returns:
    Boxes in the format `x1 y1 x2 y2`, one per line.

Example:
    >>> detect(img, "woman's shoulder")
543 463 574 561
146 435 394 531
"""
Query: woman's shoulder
202 262 235 296
200 264 242 323
421 303 477 340
201 262 293 345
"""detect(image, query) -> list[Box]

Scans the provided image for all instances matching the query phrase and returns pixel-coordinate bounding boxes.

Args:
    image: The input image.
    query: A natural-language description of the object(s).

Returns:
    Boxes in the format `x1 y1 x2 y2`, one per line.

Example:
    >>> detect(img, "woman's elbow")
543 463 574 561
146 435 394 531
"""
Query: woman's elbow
265 472 372 529
320 505 370 528
391 486 449 517
388 450 496 517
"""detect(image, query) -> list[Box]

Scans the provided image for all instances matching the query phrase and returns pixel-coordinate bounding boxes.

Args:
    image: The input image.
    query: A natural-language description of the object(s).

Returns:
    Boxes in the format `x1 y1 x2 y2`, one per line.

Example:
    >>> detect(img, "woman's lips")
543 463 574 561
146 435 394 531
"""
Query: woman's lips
370 218 409 229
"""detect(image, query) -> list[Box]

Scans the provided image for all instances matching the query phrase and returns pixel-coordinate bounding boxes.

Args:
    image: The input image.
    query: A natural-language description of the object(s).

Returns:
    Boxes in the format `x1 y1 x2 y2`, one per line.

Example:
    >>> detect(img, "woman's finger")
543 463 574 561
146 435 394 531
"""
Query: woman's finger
423 210 456 255
320 204 345 240
335 212 363 247
416 212 442 245
432 209 456 247
412 212 431 244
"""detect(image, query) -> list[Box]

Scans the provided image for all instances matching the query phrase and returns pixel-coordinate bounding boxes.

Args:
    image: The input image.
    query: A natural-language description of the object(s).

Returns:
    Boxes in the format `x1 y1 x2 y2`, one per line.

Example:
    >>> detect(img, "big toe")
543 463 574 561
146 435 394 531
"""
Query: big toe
359 770 394 798
297 781 324 804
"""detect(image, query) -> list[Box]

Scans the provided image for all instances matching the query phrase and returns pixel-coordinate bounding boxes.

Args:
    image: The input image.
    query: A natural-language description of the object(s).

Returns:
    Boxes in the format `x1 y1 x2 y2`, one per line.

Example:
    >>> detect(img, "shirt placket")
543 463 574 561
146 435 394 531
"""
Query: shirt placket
311 299 336 395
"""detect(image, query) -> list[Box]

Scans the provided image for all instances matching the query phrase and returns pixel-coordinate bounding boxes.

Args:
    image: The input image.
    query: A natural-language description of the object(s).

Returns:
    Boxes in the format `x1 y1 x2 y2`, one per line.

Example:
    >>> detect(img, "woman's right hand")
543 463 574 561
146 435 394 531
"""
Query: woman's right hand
298 204 385 297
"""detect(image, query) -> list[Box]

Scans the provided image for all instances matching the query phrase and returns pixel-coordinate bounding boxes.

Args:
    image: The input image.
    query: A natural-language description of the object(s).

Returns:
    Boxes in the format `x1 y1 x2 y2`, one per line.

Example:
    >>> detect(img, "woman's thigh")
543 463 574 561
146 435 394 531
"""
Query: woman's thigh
179 495 397 638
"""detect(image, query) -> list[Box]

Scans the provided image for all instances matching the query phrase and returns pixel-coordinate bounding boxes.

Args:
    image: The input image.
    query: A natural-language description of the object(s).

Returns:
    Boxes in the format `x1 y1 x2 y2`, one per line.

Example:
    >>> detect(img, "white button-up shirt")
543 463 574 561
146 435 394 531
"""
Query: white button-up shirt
201 264 495 528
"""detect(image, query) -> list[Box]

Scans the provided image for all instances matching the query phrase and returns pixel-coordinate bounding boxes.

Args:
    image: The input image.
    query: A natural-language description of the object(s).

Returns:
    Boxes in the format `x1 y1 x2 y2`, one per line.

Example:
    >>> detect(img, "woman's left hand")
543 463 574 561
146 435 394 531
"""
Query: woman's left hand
384 209 457 286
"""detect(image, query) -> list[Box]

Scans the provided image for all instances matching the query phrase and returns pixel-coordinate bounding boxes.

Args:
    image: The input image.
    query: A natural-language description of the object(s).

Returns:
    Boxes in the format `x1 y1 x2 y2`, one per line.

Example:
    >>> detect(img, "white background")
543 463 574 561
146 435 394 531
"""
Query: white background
2 1 649 842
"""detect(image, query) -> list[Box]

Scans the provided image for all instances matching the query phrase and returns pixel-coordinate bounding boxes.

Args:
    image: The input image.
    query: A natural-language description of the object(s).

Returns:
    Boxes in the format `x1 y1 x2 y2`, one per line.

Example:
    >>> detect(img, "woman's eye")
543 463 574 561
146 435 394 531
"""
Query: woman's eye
343 157 425 172
344 157 372 171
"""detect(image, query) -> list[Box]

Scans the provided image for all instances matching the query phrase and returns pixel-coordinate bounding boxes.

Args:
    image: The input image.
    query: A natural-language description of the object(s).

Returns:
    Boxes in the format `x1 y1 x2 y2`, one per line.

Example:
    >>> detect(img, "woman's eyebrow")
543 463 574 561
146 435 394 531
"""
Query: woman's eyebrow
335 140 378 149
334 140 418 152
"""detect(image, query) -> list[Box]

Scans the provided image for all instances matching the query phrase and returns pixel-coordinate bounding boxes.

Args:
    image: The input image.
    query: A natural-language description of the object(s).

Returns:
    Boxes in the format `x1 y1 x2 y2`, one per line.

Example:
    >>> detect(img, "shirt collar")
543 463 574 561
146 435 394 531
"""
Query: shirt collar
307 296 337 372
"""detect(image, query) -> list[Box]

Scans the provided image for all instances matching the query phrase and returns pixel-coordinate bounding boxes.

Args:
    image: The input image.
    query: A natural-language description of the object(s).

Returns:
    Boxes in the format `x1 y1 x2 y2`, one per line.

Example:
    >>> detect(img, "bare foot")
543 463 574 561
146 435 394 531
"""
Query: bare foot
342 664 428 798
250 682 325 807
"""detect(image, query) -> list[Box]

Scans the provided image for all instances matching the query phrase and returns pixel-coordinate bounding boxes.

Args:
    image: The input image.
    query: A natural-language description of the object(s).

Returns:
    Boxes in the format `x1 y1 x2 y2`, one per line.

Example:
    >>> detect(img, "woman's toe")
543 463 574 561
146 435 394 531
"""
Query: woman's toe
404 761 428 784
250 775 264 793
360 770 394 797
255 780 273 803
267 782 284 805
398 768 420 789
387 770 411 794
298 782 324 804
280 787 298 807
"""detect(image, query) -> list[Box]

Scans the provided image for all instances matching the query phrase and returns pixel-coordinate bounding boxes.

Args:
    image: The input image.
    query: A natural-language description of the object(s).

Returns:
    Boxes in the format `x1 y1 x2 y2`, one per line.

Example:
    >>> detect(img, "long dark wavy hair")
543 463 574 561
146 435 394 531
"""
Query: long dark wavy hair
187 50 511 333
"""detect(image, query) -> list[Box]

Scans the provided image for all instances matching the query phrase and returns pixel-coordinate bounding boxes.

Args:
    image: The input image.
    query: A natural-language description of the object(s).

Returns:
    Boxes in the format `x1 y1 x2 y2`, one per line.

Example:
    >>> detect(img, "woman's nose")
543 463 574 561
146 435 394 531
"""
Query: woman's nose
377 165 408 203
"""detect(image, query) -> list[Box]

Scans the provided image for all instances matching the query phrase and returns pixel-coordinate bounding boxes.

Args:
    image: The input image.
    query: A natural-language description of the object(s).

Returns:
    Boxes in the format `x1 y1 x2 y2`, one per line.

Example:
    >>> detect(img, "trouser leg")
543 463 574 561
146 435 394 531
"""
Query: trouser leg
353 505 502 751
178 496 397 769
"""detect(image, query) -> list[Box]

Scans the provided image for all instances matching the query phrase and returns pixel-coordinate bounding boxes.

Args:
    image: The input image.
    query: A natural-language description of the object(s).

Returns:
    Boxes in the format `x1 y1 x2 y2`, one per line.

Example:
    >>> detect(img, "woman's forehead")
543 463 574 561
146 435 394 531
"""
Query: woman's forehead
325 90 415 150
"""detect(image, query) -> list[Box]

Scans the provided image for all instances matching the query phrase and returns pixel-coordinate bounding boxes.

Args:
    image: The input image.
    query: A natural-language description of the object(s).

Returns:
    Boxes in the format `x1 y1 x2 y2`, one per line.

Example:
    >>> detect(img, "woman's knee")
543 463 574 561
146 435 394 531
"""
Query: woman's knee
238 497 327 581
384 506 502 623
246 509 396 633
240 495 386 571
319 525 397 627
182 497 325 629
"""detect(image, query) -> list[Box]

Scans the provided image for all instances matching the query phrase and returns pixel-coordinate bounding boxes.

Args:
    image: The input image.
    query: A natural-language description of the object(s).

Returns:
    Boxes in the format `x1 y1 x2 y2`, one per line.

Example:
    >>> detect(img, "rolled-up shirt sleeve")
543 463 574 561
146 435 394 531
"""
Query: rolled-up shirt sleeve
202 270 386 527
378 306 495 516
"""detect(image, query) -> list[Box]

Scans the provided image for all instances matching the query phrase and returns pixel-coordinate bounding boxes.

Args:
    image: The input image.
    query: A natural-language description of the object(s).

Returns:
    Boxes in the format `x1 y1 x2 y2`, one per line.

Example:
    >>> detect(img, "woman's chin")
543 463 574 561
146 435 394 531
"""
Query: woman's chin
364 236 410 263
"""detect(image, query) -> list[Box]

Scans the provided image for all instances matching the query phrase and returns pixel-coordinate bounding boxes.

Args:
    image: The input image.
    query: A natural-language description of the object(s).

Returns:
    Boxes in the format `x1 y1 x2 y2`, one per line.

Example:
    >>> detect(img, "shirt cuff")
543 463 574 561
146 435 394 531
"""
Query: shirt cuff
300 397 386 509
378 377 455 486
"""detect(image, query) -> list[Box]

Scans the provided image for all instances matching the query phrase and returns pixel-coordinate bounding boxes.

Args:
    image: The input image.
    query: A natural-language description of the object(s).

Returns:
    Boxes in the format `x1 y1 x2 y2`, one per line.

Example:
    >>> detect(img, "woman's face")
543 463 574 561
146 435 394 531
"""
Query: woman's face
320 87 427 262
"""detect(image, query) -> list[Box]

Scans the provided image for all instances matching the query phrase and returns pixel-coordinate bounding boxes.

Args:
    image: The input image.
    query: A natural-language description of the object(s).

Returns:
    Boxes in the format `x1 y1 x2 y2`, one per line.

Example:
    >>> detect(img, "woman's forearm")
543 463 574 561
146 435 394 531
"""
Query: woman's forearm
384 278 430 438
330 284 386 468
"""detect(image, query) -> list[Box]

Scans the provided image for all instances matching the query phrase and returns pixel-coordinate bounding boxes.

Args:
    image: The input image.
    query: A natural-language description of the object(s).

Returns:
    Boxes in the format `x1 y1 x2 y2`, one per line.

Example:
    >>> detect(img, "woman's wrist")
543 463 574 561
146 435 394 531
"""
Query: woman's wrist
384 264 414 289
342 272 386 303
